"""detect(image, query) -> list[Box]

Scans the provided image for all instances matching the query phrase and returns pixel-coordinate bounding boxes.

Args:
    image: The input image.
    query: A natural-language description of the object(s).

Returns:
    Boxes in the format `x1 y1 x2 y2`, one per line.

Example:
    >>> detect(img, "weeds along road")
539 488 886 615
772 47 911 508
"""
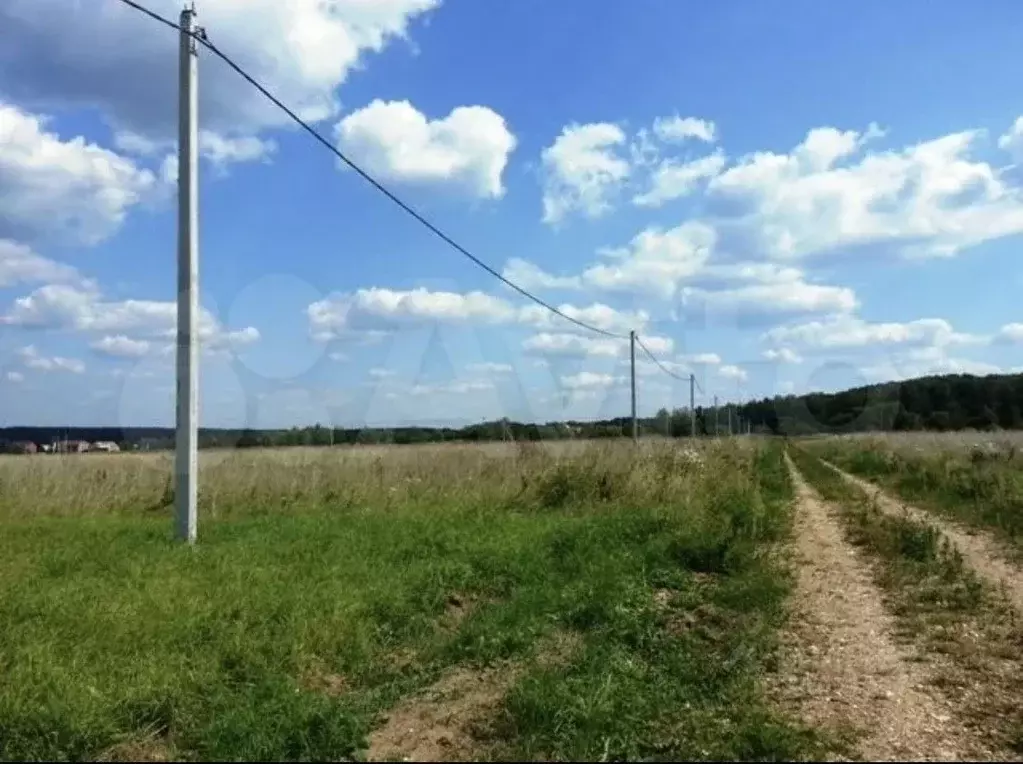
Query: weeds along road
821 459 1023 616
778 453 996 761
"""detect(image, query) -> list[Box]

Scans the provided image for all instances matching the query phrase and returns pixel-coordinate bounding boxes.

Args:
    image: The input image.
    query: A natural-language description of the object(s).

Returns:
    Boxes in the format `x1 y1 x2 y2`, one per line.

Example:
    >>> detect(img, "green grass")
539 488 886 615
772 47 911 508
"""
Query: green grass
789 444 1023 753
0 440 825 762
801 436 1023 557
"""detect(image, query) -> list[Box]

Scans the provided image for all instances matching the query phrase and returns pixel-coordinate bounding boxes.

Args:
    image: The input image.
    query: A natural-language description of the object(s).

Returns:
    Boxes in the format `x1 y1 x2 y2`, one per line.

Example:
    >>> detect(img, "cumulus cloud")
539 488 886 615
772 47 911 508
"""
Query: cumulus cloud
0 239 79 287
309 287 517 339
467 362 513 374
2 282 259 352
91 335 151 359
308 286 645 340
633 152 726 208
861 346 1002 382
560 371 626 390
998 116 1023 163
0 102 159 245
541 122 631 223
999 323 1023 342
652 116 717 144
0 0 440 141
18 345 84 374
523 331 672 359
719 364 748 382
582 222 715 298
335 99 516 198
709 123 1023 260
764 316 983 351
501 258 581 291
762 347 803 364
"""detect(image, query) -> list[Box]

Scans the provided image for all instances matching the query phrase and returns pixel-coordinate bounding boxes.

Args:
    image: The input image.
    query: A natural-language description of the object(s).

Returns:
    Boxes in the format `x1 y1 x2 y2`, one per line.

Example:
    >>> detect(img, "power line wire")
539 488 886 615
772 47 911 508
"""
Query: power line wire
635 334 706 394
114 0 627 341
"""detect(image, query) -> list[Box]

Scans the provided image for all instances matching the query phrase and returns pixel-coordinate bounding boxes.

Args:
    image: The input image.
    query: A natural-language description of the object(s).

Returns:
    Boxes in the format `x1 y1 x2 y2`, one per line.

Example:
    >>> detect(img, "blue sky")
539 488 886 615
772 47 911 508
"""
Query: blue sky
2 0 1023 429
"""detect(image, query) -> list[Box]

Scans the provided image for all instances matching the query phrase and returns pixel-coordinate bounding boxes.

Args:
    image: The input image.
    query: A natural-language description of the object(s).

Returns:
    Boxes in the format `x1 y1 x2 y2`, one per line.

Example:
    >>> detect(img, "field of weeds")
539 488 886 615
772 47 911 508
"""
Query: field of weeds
799 432 1023 556
0 439 825 762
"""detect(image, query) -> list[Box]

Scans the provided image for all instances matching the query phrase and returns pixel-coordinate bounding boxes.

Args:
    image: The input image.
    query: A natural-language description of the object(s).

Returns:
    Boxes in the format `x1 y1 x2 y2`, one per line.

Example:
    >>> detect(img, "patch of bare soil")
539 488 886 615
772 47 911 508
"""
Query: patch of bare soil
96 736 172 762
824 461 1023 616
365 631 583 763
776 454 998 761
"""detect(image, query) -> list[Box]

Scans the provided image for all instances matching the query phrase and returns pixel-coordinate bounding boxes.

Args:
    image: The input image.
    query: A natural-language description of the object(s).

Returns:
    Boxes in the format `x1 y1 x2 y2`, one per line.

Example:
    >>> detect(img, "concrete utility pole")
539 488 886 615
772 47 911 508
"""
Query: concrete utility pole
713 395 719 437
629 330 638 443
175 4 200 544
728 405 733 436
689 374 696 438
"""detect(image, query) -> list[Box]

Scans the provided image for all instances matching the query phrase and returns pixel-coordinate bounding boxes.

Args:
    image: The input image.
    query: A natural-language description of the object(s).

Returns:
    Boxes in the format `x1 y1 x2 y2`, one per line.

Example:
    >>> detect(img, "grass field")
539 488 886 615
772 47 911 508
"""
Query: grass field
0 439 827 762
799 432 1023 557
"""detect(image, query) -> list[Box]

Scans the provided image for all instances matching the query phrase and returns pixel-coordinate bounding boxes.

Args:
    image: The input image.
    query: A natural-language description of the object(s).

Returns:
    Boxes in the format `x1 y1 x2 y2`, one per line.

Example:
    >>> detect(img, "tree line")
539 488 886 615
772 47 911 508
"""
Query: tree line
2 371 1020 452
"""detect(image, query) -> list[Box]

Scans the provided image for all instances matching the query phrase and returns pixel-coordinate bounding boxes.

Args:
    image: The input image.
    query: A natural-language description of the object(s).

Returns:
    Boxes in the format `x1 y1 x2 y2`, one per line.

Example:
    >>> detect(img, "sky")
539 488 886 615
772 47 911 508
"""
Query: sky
2 0 1023 429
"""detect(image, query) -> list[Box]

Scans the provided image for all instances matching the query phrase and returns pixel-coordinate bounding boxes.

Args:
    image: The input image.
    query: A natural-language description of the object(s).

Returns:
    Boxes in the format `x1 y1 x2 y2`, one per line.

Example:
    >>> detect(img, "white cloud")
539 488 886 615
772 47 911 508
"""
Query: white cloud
762 347 803 364
518 302 647 335
91 335 151 359
652 116 717 144
309 287 517 339
999 323 1023 342
582 222 715 298
719 364 748 382
998 116 1023 163
308 286 645 340
199 131 277 170
18 345 84 374
541 122 631 224
709 122 1023 260
467 362 513 374
861 346 1002 382
764 316 983 351
0 102 159 245
0 0 440 141
682 352 722 365
523 331 671 359
681 279 857 319
501 258 581 290
0 239 79 287
5 371 24 383
409 379 495 396
560 371 626 390
2 282 258 351
335 99 516 198
633 152 726 208
369 367 395 379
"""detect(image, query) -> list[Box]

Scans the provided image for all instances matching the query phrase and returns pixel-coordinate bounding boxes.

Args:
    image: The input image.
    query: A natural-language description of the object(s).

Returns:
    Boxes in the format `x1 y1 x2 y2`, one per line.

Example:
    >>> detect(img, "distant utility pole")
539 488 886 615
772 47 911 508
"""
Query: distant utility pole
728 405 733 436
689 374 696 438
175 4 200 545
713 395 719 437
629 330 638 443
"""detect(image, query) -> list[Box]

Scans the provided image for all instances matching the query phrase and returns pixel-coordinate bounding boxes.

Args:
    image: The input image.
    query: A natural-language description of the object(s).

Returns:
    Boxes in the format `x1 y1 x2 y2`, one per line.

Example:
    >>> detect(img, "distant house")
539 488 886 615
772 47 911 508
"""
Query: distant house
10 441 37 455
52 440 90 454
91 441 120 453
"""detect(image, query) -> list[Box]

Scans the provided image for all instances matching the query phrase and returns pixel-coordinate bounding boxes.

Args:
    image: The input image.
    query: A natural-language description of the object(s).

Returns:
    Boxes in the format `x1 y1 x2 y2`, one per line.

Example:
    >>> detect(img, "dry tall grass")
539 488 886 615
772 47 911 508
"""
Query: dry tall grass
0 438 723 520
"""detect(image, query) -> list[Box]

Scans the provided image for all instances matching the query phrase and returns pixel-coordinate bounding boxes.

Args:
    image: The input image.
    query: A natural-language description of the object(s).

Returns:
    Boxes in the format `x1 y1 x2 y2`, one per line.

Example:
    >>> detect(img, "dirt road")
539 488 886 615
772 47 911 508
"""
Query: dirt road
822 460 1023 615
777 454 998 761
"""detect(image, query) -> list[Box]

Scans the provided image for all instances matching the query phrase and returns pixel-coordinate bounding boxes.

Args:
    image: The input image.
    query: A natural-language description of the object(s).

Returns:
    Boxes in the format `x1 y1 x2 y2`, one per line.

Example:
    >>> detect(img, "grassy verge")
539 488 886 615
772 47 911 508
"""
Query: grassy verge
789 445 1023 753
1 440 822 762
800 437 1023 558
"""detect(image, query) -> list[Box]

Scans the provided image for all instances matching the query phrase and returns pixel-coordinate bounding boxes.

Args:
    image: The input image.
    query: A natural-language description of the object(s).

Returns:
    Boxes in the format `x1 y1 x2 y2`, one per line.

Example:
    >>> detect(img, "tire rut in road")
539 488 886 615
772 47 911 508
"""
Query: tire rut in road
776 454 998 761
822 460 1023 616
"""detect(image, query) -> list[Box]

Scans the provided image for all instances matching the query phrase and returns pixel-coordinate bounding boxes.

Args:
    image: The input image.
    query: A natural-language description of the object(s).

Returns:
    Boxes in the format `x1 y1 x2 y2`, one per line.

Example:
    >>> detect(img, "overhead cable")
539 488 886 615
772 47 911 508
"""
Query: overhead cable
114 0 628 340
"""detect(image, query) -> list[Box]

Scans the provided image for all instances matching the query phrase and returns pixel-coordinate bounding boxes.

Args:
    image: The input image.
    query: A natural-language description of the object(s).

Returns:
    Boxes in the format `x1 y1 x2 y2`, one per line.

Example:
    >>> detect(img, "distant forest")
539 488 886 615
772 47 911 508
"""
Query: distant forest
2 371 1022 452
